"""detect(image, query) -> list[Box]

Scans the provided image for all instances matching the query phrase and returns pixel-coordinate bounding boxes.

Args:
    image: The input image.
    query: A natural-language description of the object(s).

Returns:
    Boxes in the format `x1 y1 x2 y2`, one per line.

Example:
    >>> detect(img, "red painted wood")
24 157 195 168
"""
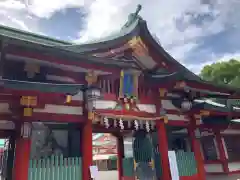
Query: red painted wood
117 136 124 180
95 109 161 119
23 112 85 123
214 130 229 173
82 119 93 180
121 177 135 180
188 119 206 180
13 137 31 180
156 121 171 180
122 174 199 180
7 50 121 74
180 174 199 180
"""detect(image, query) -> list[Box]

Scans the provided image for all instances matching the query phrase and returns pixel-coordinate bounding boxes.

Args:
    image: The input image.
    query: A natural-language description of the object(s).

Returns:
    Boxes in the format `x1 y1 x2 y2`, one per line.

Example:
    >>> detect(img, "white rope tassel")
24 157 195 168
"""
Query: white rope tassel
119 118 124 130
113 119 117 127
139 120 143 129
134 120 139 130
150 121 155 130
104 117 109 128
146 121 150 132
128 120 131 128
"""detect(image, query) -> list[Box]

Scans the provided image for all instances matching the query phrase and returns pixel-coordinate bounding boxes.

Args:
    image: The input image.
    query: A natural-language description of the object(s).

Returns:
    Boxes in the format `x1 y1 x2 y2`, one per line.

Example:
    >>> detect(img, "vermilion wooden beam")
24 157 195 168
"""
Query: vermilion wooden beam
7 49 121 74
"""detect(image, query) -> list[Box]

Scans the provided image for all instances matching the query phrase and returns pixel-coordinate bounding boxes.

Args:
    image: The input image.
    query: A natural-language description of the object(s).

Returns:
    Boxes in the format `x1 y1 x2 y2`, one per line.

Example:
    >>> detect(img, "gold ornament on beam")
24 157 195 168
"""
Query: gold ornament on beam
65 94 72 103
200 110 210 116
85 70 98 85
128 36 148 56
163 116 168 124
159 88 167 97
23 107 33 117
20 96 38 106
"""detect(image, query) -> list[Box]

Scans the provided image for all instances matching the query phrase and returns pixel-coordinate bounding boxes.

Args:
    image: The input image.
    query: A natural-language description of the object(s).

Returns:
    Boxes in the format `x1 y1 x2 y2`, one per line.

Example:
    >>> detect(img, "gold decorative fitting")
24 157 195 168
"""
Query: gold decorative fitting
23 107 33 117
128 36 148 56
88 111 94 120
159 88 167 97
85 70 98 85
65 95 72 103
24 63 40 78
20 96 37 106
163 116 168 124
200 110 210 116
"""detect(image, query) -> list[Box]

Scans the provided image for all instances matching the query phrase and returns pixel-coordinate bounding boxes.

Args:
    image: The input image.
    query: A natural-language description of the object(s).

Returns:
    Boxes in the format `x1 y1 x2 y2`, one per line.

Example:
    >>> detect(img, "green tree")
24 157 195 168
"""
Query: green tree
200 59 240 106
200 59 240 87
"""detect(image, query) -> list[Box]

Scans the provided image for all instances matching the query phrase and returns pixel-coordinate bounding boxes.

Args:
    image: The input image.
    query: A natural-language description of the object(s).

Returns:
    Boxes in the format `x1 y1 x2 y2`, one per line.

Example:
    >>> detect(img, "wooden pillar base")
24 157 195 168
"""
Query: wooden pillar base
13 137 31 180
156 121 171 180
188 120 206 180
117 135 124 180
82 120 93 180
215 130 229 173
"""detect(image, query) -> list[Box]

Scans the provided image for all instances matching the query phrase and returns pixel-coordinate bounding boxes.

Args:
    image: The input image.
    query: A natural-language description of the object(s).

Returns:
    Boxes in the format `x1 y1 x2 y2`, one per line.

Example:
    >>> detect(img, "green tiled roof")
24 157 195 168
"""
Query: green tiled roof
0 25 71 46
3 79 83 94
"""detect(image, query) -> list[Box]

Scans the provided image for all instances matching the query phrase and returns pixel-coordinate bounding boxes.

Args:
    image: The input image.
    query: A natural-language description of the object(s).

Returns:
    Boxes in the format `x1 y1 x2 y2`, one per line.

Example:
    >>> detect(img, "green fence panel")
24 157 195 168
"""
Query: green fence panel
122 157 134 177
28 155 82 180
176 151 197 176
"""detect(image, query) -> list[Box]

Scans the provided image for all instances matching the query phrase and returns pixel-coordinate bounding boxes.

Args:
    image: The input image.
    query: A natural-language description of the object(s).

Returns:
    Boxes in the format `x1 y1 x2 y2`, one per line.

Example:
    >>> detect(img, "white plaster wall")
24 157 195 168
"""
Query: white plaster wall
0 103 10 113
161 100 177 110
94 100 116 109
97 170 118 180
204 164 223 173
34 104 83 115
166 114 188 121
137 104 156 113
228 162 240 172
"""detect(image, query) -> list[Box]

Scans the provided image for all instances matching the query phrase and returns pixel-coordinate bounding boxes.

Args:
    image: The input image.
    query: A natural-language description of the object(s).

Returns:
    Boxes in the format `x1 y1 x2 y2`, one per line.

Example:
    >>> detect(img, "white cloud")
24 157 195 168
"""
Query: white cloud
0 0 239 74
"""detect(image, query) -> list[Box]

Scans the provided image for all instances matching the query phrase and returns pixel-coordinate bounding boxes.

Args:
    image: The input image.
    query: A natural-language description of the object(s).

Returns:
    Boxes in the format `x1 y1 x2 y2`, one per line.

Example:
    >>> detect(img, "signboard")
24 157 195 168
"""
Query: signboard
89 166 99 179
168 151 179 180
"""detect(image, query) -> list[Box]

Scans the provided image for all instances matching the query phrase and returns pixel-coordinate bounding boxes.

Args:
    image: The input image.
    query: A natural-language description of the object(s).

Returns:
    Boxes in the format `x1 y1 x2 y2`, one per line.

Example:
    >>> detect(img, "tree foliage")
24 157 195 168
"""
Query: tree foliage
200 59 240 106
200 59 240 87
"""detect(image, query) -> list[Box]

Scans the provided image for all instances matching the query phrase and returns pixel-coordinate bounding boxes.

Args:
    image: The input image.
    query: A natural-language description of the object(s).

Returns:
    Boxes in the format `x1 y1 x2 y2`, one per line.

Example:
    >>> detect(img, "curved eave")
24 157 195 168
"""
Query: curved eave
138 20 201 80
56 19 141 53
195 100 240 113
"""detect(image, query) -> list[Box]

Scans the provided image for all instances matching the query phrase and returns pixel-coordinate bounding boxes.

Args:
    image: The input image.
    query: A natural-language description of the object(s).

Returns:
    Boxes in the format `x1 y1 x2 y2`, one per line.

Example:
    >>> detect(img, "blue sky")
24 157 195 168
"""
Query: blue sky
0 0 239 73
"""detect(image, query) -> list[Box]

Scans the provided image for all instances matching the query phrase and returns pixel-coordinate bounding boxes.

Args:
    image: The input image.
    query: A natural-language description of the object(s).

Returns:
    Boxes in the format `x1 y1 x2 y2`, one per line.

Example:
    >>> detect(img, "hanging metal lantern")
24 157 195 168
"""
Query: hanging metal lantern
181 100 192 111
85 86 101 101
21 122 32 138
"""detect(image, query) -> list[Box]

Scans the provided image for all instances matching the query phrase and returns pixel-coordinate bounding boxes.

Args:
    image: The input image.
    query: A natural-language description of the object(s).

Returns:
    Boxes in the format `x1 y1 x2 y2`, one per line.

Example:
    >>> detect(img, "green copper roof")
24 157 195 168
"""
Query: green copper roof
3 79 83 94
0 25 71 46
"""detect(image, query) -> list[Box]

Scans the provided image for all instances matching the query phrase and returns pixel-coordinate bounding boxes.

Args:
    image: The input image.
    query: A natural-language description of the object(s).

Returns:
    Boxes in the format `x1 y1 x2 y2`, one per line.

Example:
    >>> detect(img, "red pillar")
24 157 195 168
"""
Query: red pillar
214 130 229 173
82 120 93 180
13 137 31 180
117 135 124 180
156 121 171 180
188 120 206 180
